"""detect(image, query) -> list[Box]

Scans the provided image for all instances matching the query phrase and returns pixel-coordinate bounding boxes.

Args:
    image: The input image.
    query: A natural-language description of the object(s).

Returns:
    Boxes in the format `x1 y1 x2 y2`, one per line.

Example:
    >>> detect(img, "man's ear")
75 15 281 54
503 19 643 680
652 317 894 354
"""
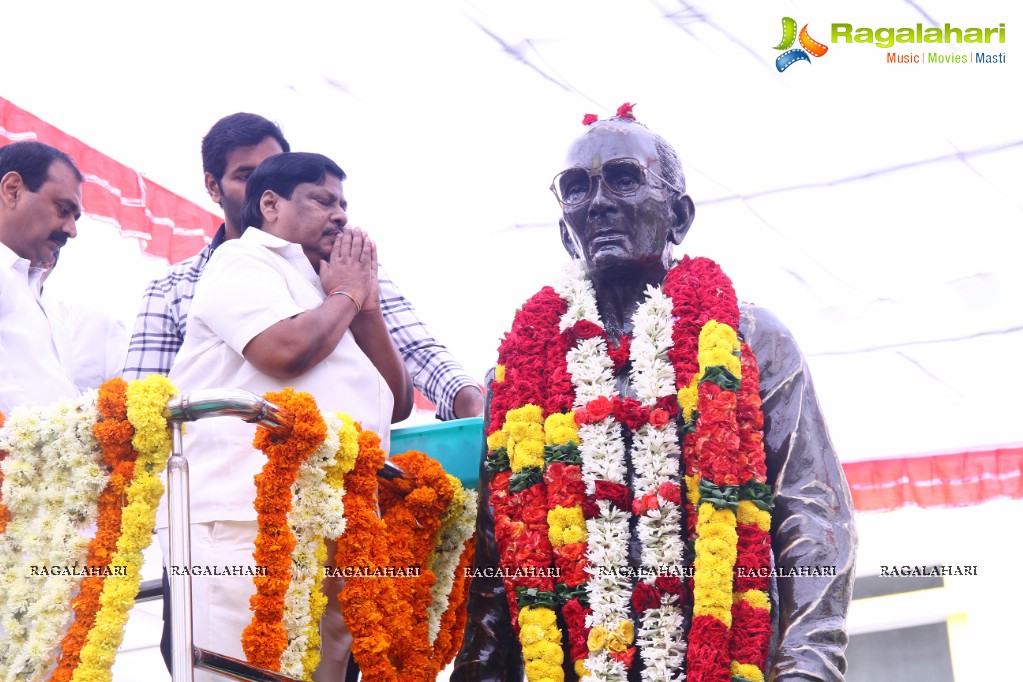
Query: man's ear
260 190 279 225
669 193 695 245
0 171 24 210
204 172 223 206
559 218 581 259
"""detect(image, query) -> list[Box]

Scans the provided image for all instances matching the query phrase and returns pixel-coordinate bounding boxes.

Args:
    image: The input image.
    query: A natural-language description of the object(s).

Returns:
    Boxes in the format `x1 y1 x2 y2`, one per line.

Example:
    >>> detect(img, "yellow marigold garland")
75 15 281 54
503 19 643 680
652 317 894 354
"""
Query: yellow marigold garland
72 374 177 682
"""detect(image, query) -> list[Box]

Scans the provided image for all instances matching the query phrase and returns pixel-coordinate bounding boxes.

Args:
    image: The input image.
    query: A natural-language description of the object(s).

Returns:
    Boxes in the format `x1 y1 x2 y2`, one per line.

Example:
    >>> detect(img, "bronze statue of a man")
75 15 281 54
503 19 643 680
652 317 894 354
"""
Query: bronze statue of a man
453 108 856 682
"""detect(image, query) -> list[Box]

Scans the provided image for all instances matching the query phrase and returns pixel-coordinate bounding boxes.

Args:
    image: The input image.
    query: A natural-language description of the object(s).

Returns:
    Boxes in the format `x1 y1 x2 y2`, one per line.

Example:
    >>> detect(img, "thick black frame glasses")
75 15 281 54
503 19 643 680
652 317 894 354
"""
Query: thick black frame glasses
550 157 681 207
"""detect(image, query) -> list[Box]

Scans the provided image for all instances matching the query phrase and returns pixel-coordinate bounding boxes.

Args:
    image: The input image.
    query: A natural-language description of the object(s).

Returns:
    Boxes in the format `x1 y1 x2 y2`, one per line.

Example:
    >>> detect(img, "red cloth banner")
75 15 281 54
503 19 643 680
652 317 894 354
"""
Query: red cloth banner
843 445 1023 512
0 97 219 264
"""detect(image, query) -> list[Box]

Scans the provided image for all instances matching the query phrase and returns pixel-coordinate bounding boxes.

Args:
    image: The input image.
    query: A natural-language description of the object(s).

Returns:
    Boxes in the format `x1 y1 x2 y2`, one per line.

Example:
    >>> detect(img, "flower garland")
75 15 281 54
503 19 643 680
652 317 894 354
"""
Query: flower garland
242 389 327 671
72 374 177 682
487 256 773 682
559 260 687 681
0 394 106 682
0 383 475 682
554 261 630 681
278 412 352 680
377 450 452 680
336 422 399 681
727 346 773 682
50 379 138 682
335 424 478 682
426 477 477 664
487 285 569 682
425 475 477 647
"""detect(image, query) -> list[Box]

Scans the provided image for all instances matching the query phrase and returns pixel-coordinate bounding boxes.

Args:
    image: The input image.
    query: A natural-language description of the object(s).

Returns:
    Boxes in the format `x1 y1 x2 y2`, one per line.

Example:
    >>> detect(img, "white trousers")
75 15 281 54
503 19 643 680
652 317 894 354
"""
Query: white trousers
159 521 351 682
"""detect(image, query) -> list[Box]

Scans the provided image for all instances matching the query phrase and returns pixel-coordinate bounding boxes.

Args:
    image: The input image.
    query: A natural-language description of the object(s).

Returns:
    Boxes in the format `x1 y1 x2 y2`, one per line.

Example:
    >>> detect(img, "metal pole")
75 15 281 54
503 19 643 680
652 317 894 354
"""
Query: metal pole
168 420 195 682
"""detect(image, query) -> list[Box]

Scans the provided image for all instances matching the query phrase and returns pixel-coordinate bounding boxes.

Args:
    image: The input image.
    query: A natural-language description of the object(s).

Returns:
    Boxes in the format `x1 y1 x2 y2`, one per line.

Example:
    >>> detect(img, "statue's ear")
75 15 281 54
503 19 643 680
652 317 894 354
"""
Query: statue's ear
669 193 695 245
559 218 581 259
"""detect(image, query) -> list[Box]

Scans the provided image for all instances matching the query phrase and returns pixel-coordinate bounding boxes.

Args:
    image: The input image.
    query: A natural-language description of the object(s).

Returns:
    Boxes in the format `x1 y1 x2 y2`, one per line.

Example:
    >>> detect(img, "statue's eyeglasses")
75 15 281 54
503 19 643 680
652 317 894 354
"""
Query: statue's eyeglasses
550 158 681 208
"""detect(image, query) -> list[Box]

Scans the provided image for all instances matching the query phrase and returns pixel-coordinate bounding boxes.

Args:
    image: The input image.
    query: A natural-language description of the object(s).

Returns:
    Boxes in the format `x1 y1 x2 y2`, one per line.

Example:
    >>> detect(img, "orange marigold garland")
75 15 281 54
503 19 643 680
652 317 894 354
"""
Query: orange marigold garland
242 389 327 670
336 424 399 682
50 379 138 682
377 450 453 680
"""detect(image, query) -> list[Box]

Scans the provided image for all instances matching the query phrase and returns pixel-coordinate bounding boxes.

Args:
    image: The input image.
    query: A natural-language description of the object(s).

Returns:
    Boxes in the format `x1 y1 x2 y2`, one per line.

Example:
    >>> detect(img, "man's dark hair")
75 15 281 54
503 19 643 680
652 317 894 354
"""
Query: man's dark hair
201 113 291 184
0 141 83 191
241 152 347 229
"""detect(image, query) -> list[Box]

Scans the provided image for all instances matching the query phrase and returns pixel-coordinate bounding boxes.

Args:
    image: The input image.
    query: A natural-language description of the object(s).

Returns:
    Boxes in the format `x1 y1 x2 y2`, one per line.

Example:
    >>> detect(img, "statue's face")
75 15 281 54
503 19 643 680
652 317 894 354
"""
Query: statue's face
558 122 684 277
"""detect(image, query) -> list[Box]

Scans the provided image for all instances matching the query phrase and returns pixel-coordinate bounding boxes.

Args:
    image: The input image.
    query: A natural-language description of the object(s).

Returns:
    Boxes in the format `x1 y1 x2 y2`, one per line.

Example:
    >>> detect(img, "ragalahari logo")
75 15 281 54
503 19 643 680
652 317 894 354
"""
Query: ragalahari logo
773 17 829 71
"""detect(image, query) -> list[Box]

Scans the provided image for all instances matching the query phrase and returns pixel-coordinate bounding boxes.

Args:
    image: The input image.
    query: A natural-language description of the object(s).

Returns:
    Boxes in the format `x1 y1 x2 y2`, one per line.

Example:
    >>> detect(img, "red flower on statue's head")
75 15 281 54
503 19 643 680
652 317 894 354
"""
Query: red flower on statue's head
616 102 636 120
582 113 599 126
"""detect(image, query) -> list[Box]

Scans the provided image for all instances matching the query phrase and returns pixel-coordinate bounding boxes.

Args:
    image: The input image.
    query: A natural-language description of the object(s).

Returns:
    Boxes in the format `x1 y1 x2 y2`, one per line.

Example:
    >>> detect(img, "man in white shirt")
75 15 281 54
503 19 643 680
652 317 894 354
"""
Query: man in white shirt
0 141 82 414
162 151 412 681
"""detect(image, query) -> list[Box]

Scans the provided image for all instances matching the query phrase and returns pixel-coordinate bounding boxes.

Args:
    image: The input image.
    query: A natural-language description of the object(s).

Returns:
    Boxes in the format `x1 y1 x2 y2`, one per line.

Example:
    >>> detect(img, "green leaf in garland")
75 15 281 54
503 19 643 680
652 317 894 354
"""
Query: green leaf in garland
545 442 582 465
509 466 544 492
484 447 510 474
700 365 740 392
680 410 698 436
698 478 739 510
555 582 590 607
740 480 774 511
516 587 557 609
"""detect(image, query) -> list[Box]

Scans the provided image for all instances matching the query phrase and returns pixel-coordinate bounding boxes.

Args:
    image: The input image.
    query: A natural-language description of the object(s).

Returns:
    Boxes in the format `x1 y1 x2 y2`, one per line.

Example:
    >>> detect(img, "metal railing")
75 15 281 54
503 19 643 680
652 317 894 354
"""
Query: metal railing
159 389 401 682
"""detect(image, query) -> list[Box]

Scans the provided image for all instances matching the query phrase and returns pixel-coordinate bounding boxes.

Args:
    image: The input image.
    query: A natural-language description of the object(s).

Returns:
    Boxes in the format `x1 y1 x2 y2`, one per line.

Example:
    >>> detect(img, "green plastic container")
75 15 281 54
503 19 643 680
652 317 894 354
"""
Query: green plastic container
389 417 484 489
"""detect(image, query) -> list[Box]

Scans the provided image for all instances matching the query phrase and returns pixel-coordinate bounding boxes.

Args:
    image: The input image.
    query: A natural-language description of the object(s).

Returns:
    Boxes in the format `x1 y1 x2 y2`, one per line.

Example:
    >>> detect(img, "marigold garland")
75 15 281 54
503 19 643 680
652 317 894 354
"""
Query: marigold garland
378 450 452 680
50 380 138 682
334 425 477 682
242 388 326 671
336 423 399 682
73 374 177 682
0 383 475 682
279 411 351 680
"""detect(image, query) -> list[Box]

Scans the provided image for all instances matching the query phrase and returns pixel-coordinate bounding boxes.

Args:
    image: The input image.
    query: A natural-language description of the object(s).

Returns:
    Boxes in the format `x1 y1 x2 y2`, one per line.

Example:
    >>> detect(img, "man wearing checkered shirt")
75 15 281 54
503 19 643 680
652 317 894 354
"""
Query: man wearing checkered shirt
122 112 483 420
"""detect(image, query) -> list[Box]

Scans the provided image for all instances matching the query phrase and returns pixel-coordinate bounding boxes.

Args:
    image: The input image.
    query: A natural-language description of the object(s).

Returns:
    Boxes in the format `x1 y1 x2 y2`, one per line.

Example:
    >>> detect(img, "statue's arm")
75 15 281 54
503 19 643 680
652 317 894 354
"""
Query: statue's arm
742 305 858 682
451 369 523 682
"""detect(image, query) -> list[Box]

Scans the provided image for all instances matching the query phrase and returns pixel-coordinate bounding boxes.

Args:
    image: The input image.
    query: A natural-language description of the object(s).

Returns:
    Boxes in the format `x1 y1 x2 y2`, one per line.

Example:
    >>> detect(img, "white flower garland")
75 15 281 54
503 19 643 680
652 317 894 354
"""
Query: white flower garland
425 479 478 645
0 394 105 682
555 260 689 681
628 287 687 681
279 413 347 678
556 260 630 681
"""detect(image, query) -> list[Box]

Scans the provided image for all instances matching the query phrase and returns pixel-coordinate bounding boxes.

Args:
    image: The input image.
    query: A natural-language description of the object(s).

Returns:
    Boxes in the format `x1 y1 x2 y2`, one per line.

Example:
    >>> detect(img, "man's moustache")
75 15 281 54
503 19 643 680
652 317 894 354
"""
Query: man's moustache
48 232 69 248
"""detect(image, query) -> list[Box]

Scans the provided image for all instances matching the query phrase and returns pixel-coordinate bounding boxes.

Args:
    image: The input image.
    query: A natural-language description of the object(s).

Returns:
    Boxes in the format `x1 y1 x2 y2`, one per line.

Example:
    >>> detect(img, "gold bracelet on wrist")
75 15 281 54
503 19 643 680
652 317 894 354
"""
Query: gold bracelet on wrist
328 288 362 313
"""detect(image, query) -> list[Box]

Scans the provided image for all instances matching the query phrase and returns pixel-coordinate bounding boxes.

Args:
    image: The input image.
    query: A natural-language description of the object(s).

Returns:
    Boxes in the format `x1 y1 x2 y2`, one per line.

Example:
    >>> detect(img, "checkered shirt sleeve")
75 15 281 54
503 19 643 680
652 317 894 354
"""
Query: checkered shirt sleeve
121 246 213 380
378 266 478 420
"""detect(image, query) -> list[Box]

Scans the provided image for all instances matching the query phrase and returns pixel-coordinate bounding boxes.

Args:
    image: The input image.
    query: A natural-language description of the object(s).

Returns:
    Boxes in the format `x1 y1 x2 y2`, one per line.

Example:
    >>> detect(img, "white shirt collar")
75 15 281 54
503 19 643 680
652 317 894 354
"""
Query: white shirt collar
239 227 319 289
